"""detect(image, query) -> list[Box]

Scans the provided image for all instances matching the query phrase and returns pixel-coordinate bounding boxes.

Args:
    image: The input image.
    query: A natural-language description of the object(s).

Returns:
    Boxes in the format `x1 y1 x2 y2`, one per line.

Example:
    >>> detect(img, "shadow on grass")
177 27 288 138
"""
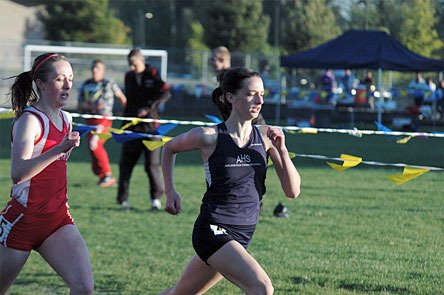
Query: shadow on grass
291 275 412 294
70 204 163 214
292 276 327 287
14 272 59 284
15 272 134 294
13 272 158 294
338 281 411 294
93 273 127 294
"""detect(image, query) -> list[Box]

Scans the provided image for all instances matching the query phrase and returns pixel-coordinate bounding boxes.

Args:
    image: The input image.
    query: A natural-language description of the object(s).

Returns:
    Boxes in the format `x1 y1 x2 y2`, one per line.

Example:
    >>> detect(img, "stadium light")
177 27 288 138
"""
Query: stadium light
138 11 154 47
358 0 369 30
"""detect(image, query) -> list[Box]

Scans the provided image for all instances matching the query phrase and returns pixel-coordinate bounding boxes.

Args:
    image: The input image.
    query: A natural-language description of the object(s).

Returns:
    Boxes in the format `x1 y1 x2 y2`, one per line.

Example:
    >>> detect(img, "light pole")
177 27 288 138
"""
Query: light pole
358 0 368 30
170 0 176 50
137 10 154 48
274 0 280 49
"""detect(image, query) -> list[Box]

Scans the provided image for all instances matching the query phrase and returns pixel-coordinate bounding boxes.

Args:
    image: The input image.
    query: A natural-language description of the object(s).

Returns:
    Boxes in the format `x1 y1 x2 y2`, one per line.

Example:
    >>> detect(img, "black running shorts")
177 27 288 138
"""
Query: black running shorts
192 215 256 263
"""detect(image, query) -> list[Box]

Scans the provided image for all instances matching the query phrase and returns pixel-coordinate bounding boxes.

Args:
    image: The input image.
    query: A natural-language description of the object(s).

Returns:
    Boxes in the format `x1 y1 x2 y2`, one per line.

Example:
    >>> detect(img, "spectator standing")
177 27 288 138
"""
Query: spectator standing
435 79 444 118
362 70 374 90
424 77 437 103
361 70 375 108
408 72 428 106
117 49 171 210
78 59 127 187
320 69 336 103
341 69 355 95
210 46 231 75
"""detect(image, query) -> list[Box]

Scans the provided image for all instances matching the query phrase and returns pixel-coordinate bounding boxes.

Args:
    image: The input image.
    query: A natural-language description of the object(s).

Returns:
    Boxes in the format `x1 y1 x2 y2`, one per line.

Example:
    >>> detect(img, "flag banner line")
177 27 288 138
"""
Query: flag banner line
2 109 444 138
296 154 444 171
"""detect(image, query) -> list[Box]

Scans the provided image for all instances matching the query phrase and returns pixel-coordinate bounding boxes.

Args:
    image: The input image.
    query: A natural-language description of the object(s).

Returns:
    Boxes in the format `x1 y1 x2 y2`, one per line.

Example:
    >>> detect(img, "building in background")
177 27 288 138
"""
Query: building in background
0 0 44 106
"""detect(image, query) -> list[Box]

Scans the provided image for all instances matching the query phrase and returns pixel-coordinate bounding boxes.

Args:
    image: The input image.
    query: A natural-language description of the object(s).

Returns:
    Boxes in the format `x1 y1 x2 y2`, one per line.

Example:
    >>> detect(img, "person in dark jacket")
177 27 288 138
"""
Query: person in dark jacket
116 48 171 210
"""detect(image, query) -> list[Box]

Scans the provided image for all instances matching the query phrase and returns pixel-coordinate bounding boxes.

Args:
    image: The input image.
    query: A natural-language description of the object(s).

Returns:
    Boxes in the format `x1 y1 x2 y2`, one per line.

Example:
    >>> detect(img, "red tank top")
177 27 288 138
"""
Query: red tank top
10 106 71 213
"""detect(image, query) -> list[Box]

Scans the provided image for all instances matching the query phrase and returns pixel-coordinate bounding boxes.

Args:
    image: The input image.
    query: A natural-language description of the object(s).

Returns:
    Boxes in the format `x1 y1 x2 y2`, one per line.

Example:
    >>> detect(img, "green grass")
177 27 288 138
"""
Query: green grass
0 117 443 294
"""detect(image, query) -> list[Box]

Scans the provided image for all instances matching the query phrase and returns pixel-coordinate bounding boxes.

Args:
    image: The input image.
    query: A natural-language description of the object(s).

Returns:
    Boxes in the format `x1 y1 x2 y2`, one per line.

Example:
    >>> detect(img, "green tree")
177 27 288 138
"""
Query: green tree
399 0 443 58
374 0 402 35
40 0 130 44
434 0 444 57
346 0 443 55
348 0 400 34
203 0 270 53
186 21 209 76
110 0 197 49
187 21 208 51
280 0 341 54
437 0 444 34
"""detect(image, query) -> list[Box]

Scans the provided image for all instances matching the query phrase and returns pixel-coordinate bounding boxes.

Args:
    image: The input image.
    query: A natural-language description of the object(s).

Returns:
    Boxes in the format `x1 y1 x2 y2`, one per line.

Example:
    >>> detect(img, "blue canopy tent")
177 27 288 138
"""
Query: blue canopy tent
280 29 444 122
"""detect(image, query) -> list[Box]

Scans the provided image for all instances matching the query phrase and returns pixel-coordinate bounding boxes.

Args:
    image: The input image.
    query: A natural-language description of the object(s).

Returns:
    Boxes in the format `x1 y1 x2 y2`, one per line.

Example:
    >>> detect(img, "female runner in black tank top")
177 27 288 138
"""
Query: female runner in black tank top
160 68 301 295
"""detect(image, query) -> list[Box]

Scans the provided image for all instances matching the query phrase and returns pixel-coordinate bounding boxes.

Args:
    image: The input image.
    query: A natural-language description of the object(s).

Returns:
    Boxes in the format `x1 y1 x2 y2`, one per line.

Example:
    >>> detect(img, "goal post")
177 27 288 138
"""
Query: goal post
23 44 168 111
23 44 168 81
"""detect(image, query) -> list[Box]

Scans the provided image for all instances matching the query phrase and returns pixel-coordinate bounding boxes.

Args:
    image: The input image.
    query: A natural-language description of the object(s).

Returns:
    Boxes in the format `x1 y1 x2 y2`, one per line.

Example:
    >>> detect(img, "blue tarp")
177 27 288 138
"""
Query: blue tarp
280 30 444 72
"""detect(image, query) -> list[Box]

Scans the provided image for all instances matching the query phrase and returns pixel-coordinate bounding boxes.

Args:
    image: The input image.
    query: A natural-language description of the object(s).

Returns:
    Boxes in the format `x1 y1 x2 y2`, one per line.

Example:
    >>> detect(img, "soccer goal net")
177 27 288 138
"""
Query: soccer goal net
24 45 168 111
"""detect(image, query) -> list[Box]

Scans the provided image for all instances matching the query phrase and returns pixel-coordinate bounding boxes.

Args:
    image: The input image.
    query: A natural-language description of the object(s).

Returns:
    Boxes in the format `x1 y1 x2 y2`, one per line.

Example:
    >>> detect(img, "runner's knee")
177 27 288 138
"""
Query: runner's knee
244 276 273 295
69 278 94 295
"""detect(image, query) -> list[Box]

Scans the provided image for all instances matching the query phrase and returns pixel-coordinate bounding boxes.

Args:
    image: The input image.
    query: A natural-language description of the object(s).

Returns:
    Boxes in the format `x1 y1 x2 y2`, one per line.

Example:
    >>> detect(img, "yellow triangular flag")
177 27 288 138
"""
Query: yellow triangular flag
396 135 413 144
143 141 165 151
387 167 429 185
106 127 125 134
327 162 349 171
90 126 121 140
327 154 362 171
121 119 143 130
300 128 318 134
142 137 172 151
97 132 113 141
268 151 297 166
0 111 15 119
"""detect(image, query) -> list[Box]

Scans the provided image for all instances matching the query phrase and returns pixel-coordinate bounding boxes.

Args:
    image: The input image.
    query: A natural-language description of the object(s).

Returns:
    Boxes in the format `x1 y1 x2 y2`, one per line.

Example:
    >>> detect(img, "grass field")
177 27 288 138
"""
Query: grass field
0 117 443 294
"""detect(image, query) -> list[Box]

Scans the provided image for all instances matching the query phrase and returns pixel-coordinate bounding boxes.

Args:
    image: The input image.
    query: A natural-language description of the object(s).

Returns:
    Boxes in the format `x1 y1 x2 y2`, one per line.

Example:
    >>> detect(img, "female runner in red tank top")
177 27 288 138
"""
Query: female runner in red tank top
0 53 94 294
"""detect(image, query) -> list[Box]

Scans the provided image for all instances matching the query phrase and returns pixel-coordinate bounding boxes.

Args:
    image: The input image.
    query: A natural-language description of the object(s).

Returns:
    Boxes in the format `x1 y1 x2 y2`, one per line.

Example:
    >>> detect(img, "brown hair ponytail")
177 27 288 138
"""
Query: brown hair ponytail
9 71 37 118
211 86 231 121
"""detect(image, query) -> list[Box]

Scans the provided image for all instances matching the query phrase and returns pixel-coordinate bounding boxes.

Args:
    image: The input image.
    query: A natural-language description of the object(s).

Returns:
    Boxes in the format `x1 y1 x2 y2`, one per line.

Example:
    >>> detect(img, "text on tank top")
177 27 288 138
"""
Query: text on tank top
201 122 267 225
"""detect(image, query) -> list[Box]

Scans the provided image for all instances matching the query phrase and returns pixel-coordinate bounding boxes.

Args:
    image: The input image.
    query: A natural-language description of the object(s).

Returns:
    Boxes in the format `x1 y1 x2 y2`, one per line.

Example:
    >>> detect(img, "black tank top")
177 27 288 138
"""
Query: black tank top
200 122 268 225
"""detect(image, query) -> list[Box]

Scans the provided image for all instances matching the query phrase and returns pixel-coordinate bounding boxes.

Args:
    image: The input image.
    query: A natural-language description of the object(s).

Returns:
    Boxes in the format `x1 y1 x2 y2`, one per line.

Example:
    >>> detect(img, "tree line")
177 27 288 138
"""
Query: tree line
40 0 444 58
